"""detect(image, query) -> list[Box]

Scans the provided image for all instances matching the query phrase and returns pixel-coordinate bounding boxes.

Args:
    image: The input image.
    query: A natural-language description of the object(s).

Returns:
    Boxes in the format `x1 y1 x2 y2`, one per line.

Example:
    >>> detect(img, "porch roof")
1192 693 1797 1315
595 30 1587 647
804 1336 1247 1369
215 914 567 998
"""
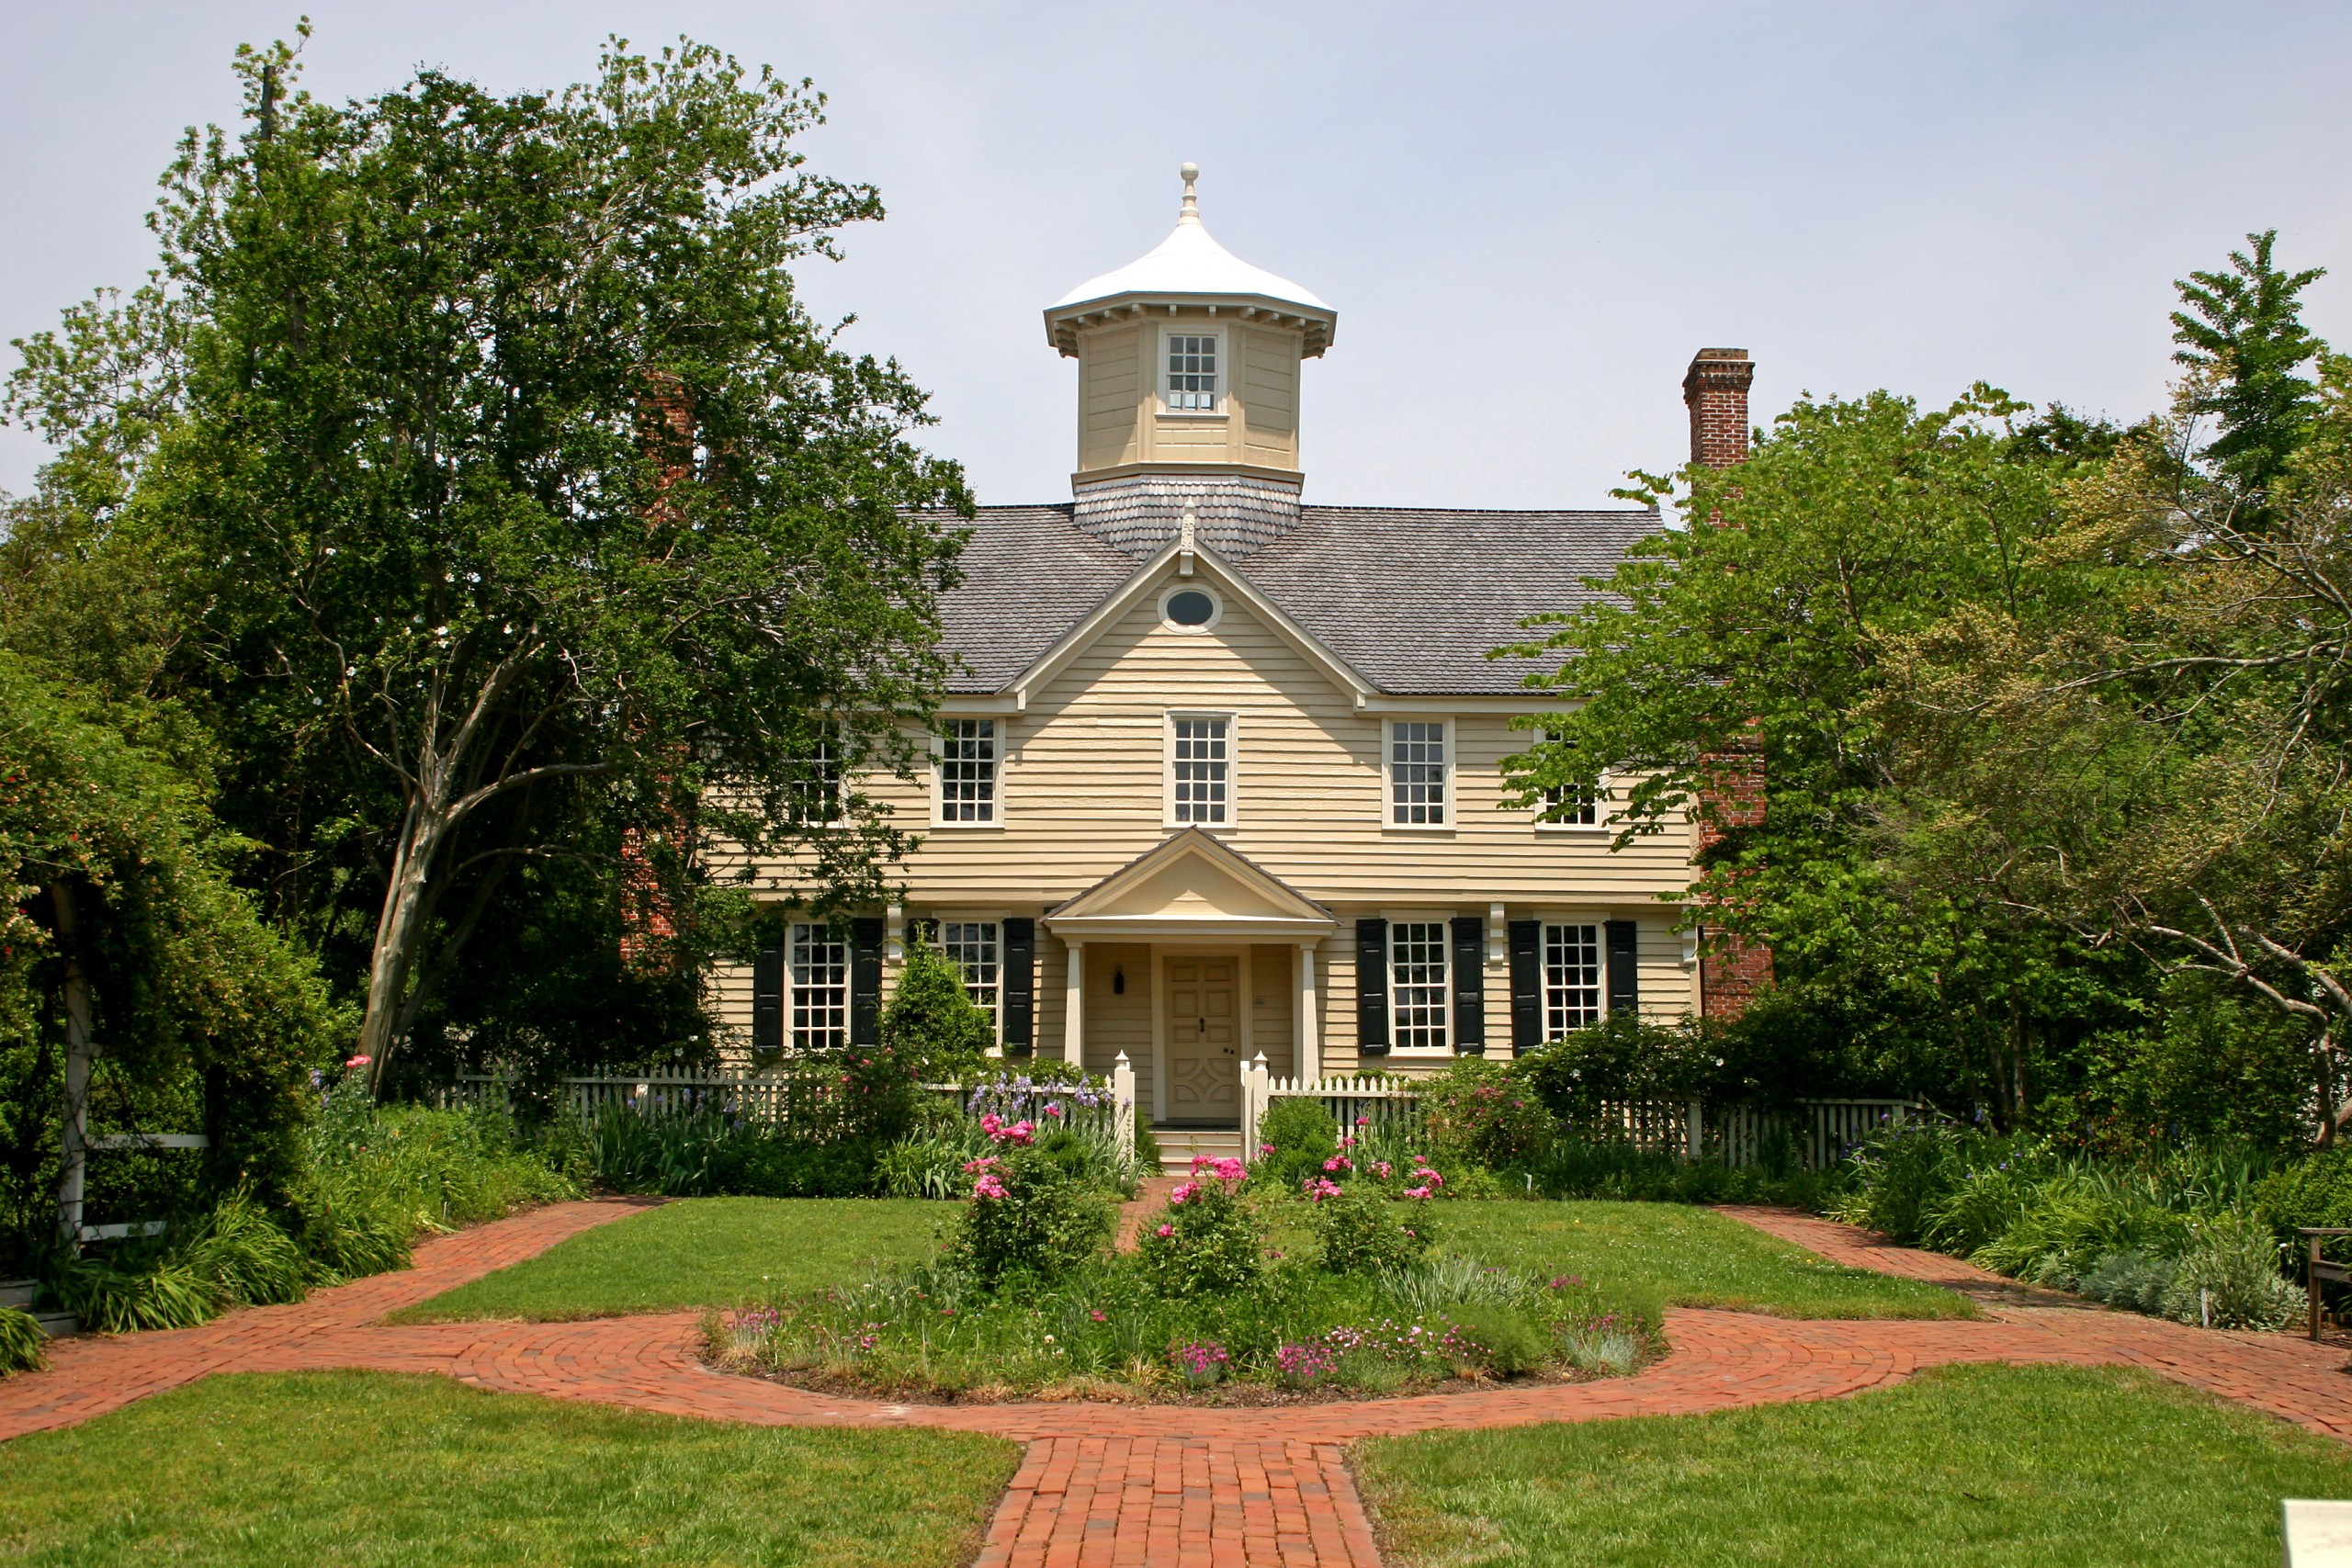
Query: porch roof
1042 829 1337 942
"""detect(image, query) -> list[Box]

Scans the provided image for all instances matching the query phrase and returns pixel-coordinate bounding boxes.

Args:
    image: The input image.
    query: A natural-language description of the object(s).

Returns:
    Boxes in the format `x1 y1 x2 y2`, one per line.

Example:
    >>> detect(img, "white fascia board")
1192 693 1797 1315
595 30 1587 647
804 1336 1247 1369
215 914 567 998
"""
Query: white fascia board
1357 694 1579 715
1044 915 1338 942
1007 539 1377 713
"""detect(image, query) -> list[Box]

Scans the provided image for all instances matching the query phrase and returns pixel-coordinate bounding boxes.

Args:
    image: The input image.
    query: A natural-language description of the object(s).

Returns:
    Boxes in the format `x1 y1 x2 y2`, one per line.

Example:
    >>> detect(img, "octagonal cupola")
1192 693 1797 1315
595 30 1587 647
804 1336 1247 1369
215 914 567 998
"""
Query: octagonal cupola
1046 165 1334 522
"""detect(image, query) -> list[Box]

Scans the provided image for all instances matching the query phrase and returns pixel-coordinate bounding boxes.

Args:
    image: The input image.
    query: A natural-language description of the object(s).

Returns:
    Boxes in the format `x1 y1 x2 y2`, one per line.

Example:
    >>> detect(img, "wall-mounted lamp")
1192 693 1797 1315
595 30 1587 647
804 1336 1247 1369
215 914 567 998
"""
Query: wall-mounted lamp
1112 964 1126 995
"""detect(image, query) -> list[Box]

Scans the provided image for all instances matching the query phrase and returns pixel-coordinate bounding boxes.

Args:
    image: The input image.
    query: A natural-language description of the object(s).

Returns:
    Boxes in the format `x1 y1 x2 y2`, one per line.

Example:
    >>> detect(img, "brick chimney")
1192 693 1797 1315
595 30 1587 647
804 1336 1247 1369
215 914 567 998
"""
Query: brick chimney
1683 347 1753 469
1681 347 1773 1020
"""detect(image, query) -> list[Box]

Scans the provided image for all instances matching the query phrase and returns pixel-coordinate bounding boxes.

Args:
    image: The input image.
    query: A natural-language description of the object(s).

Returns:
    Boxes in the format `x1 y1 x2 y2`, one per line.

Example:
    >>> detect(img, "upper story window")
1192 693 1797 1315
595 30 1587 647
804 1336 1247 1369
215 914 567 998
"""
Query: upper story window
938 718 999 824
1166 332 1218 412
1544 922 1603 1040
1387 720 1448 827
1390 920 1451 1051
1540 730 1600 828
786 729 842 825
788 922 849 1052
933 919 1001 1038
1170 715 1231 825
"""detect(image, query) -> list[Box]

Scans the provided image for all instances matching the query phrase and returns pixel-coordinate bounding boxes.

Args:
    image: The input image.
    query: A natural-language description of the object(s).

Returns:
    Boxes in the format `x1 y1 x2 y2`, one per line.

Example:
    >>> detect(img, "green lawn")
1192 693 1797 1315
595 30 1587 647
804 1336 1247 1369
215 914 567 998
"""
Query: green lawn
0 1371 1015 1567
390 1197 947 1323
1356 1363 2352 1568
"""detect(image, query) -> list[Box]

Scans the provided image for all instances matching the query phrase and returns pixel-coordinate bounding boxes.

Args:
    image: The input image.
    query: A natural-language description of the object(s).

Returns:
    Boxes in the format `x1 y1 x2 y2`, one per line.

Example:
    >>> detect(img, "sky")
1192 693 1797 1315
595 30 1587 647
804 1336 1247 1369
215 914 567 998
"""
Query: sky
4 2 2349 510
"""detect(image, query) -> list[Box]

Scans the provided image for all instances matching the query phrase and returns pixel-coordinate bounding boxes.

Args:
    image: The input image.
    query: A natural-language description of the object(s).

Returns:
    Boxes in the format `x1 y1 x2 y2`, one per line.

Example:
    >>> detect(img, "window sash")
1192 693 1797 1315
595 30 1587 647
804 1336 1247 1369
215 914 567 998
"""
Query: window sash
1167 333 1217 411
1389 721 1447 826
788 923 850 1052
788 733 842 824
1170 716 1229 824
938 719 997 823
1541 732 1599 827
1390 920 1451 1051
934 919 1001 1036
1543 923 1603 1040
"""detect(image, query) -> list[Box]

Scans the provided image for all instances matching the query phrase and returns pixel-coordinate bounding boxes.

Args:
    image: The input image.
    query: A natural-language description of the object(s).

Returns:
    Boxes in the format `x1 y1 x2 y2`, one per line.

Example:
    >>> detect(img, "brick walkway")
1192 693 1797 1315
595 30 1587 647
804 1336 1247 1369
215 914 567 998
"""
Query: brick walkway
2 1198 2346 1567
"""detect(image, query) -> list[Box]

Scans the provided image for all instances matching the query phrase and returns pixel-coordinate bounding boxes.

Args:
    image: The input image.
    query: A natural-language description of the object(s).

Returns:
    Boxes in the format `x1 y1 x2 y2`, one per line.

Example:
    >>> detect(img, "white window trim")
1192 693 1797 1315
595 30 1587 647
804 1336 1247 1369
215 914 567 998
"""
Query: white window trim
1538 919 1606 1043
1157 582 1224 633
927 910 1008 1050
1164 709 1238 829
1532 728 1609 831
785 921 851 1055
1157 324 1227 418
1382 717 1453 831
931 717 1007 829
1384 909 1456 1055
786 728 846 830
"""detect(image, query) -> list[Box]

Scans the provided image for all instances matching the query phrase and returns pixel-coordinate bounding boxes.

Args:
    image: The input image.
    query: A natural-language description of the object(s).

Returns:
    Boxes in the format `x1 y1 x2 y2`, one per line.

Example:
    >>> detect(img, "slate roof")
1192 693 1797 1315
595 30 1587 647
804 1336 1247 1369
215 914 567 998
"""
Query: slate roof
933 502 1663 695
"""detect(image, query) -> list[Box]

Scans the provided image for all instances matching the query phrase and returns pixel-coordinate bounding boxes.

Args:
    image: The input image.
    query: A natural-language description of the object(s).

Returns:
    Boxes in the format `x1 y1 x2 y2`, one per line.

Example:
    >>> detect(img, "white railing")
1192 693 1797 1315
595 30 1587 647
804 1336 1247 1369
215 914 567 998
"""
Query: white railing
1235 1056 1920 1171
444 1058 1139 1161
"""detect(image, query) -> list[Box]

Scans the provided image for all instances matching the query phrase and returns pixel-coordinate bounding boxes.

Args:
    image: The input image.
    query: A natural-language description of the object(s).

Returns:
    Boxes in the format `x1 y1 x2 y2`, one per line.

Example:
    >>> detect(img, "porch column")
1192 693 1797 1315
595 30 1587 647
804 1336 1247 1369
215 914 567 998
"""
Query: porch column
1063 938 1085 1066
1296 940 1320 1085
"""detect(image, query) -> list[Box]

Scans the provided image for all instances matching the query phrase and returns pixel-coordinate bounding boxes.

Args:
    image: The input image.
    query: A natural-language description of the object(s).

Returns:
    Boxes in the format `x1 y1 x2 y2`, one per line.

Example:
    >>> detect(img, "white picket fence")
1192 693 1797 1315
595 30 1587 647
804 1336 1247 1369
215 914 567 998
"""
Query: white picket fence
1234 1050 1917 1170
445 1057 1140 1161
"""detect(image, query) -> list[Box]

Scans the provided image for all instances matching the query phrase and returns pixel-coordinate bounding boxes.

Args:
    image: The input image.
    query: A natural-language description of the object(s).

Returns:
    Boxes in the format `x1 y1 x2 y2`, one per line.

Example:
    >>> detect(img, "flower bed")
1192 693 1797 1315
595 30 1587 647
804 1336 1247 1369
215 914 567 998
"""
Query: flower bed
713 1138 1657 1403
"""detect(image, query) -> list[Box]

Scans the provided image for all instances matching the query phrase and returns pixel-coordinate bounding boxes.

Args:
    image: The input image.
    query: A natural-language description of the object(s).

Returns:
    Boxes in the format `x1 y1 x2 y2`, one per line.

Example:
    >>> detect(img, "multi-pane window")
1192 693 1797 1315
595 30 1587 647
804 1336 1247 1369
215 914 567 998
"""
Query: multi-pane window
939 719 998 823
1389 721 1447 826
1171 716 1230 824
787 732 842 824
1390 921 1452 1051
1541 731 1599 827
1544 923 1603 1040
788 922 849 1052
934 920 1001 1036
1167 333 1217 411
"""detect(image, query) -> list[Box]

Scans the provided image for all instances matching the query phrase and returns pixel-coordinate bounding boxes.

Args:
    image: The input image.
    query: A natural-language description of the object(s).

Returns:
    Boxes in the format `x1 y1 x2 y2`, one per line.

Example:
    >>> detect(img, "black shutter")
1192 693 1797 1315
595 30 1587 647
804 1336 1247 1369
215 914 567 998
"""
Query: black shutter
1605 919 1640 1014
1355 918 1390 1055
752 942 784 1056
1508 919 1542 1055
1001 918 1036 1055
1450 916 1486 1055
850 917 885 1045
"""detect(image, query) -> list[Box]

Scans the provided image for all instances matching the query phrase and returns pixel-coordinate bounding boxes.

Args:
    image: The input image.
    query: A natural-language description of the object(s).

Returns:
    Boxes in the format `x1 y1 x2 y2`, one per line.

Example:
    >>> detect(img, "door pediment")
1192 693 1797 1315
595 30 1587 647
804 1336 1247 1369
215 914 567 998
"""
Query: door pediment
1045 829 1336 942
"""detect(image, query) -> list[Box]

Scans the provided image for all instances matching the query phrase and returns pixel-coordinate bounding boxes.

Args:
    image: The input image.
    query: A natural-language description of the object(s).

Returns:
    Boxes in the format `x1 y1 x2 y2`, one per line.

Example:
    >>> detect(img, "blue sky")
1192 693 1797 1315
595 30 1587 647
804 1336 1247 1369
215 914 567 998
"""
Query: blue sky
4 2 2348 508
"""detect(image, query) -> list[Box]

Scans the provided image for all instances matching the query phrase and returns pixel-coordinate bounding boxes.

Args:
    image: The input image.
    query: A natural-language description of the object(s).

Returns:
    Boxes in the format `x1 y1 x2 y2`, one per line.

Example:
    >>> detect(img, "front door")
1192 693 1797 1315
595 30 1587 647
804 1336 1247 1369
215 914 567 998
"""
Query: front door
1164 955 1241 1124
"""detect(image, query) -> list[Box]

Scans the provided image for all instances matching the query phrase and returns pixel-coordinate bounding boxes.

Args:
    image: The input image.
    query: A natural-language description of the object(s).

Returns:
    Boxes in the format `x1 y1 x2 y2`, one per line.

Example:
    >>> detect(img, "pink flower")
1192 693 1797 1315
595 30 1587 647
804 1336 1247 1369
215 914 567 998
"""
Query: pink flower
1402 1184 1431 1200
973 1172 1008 1200
1259 1143 1278 1156
1046 1103 1064 1117
1374 1161 1393 1179
1169 1181 1199 1205
1196 1156 1246 1183
1355 1115 1369 1126
979 1112 1001 1136
1091 1308 1107 1321
1338 1135 1356 1149
345 1055 372 1069
1155 1223 1173 1238
961 1155 1001 1175
1303 1177 1342 1201
1322 1155 1352 1173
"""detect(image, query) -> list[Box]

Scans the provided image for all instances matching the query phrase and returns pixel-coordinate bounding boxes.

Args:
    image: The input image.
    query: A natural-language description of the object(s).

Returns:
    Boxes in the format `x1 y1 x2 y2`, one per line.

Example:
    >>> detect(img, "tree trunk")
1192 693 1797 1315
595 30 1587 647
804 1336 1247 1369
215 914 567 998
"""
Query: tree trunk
50 882 93 1248
355 808 446 1093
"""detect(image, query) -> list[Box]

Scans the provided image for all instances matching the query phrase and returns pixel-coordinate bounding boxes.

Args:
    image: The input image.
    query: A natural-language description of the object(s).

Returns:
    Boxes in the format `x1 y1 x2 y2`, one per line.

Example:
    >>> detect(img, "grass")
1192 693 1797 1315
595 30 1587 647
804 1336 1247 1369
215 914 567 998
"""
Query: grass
0 1371 1016 1568
1279 1200 1973 1321
390 1198 947 1323
1355 1363 2352 1568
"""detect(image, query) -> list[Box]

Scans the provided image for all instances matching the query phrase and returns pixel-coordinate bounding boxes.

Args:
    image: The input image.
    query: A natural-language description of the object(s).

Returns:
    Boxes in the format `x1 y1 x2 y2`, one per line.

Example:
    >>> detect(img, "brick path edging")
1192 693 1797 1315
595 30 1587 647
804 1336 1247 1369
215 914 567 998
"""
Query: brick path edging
2 1195 2346 1568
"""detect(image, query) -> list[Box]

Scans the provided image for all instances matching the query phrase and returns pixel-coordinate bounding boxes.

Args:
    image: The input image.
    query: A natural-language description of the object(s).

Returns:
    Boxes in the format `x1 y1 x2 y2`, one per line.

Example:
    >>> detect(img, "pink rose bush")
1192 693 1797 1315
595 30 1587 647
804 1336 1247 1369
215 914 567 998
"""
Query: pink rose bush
1136 1154 1260 1296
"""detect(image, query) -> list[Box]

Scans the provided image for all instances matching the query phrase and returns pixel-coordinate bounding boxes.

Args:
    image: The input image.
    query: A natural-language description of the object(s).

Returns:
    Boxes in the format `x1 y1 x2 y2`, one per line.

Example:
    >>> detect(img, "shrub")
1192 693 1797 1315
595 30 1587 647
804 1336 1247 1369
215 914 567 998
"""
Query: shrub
2256 1145 2352 1247
1419 1059 1555 1171
1252 1098 1340 1191
1136 1157 1259 1296
1518 1012 1721 1123
1313 1185 1437 1275
1558 1322 1641 1375
2161 1213 2306 1331
878 941 995 1083
1445 1303 1547 1375
950 1145 1114 1287
2078 1249 2177 1314
55 1190 310 1332
0 1307 48 1376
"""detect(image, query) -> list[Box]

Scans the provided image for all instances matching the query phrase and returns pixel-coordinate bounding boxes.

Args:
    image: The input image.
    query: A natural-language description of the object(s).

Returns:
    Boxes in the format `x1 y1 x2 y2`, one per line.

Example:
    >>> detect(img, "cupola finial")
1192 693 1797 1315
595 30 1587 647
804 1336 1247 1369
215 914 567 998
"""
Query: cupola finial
1178 161 1201 224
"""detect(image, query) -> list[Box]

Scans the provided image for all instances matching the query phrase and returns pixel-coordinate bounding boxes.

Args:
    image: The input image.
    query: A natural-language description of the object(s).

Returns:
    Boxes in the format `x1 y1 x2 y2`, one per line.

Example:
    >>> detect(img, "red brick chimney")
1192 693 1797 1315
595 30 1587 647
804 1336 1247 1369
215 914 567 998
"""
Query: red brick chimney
1683 347 1772 1021
1682 348 1754 470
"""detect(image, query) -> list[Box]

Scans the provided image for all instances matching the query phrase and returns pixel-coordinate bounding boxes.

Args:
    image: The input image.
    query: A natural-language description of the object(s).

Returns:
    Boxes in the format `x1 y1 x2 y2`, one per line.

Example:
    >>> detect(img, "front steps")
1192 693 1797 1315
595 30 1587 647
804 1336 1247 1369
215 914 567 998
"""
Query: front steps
0 1279 76 1339
1152 1125 1245 1172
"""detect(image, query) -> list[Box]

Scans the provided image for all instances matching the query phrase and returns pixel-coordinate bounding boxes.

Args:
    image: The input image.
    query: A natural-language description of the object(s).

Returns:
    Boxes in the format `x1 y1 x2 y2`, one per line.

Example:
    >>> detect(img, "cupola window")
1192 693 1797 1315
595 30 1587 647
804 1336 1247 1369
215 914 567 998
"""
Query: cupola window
1167 333 1218 411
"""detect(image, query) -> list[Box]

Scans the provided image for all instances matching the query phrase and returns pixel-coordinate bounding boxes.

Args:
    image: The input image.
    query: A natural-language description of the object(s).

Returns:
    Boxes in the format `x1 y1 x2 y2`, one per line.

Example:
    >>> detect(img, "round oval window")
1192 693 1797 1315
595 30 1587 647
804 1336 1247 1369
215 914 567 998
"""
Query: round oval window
1164 590 1216 626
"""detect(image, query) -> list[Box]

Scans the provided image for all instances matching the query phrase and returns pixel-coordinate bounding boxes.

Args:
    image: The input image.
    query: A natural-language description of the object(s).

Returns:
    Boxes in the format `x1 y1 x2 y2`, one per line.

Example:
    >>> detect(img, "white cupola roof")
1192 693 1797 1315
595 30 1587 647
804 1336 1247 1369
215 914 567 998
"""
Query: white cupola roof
1046 164 1335 357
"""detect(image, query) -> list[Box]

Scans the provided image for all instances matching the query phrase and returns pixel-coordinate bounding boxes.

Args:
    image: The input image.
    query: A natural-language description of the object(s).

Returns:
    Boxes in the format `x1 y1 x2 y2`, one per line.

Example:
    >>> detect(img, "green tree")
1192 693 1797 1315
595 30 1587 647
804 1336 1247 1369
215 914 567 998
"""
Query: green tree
2172 229 2325 492
6 33 971 1087
1498 389 2137 1122
877 939 995 1082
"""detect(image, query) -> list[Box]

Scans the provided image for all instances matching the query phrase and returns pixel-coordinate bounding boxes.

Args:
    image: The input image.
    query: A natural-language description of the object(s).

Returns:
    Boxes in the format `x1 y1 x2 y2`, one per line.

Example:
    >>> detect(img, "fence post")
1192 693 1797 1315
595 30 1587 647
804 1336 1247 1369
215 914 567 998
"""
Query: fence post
1687 1100 1704 1163
1241 1051 1269 1158
1113 1052 1136 1162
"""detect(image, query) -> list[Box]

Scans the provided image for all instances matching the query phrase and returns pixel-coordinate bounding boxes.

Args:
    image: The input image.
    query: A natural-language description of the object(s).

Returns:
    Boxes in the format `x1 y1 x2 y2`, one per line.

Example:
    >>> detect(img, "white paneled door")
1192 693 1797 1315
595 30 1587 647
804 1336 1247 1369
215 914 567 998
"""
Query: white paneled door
1164 955 1241 1124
